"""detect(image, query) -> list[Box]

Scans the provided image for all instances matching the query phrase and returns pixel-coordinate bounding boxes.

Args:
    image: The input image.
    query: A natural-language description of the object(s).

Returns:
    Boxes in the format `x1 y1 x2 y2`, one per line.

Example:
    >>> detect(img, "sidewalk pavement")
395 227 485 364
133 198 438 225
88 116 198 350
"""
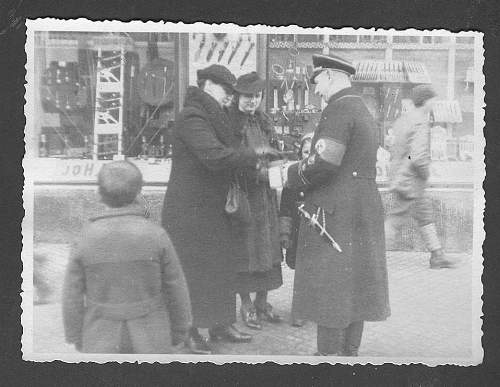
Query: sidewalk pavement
31 244 473 358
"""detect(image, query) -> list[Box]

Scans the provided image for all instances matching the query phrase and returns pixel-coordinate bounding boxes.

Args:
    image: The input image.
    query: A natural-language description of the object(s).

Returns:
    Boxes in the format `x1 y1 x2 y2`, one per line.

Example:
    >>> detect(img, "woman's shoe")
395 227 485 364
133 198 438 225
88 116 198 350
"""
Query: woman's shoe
256 303 283 324
240 304 263 330
209 325 252 343
185 330 212 355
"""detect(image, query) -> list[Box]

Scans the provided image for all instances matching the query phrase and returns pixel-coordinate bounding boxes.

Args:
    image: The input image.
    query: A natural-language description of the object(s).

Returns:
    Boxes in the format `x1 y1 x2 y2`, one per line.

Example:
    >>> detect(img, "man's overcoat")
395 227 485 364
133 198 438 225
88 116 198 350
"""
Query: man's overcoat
290 87 391 329
162 87 258 328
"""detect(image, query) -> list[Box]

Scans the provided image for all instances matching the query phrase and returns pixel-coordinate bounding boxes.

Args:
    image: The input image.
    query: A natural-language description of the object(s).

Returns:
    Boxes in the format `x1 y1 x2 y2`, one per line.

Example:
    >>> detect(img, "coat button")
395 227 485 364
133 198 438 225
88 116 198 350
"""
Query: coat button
352 171 358 177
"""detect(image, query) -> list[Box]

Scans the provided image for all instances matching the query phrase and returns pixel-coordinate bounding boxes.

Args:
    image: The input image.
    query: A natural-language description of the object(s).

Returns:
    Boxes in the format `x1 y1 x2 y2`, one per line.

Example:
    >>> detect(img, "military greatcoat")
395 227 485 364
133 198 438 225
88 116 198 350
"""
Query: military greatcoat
287 87 390 329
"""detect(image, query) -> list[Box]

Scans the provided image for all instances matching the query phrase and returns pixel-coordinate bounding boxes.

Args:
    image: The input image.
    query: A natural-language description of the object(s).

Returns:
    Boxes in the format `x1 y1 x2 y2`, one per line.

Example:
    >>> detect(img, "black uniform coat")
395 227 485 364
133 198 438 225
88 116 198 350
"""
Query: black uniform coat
279 187 304 269
162 87 258 328
289 87 390 329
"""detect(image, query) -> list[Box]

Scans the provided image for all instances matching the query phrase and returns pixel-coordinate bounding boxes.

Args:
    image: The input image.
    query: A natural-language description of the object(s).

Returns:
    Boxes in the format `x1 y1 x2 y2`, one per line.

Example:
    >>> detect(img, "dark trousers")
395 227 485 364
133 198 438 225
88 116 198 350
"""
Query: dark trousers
387 192 434 227
317 321 364 355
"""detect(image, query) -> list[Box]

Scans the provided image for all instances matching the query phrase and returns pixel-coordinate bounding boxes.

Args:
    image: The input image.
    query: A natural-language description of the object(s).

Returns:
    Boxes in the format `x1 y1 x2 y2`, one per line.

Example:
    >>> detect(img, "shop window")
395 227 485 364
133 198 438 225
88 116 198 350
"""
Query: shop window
422 36 450 44
358 35 387 44
297 34 322 43
268 34 295 43
329 35 358 43
393 36 420 44
456 36 474 45
35 32 177 160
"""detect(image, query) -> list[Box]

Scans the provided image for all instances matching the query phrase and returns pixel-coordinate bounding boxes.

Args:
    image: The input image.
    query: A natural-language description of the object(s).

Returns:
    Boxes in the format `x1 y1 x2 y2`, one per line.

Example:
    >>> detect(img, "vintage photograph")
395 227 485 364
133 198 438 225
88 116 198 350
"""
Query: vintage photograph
22 20 484 364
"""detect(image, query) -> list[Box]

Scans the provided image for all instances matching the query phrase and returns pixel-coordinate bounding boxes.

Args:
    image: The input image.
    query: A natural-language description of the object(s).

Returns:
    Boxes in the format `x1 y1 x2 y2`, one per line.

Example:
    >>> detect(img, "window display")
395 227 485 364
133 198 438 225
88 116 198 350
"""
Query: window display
30 30 477 184
35 32 176 161
188 33 257 85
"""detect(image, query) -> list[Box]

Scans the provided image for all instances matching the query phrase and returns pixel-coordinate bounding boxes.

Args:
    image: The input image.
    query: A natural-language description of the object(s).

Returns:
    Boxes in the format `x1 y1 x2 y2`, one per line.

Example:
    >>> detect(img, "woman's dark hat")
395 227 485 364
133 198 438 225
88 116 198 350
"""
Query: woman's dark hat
234 72 266 94
310 54 356 84
197 64 236 89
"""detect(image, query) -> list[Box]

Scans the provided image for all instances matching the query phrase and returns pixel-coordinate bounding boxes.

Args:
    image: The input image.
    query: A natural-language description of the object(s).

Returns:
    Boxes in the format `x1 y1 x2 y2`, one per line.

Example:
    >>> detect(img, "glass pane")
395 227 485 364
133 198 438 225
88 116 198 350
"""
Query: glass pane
393 36 420 44
329 35 357 43
35 31 177 160
456 36 474 44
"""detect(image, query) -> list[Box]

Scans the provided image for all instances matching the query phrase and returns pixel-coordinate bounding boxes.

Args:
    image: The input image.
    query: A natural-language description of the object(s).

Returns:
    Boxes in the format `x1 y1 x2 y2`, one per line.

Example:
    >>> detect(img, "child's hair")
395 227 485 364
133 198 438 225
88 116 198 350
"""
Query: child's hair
97 161 143 207
299 132 314 159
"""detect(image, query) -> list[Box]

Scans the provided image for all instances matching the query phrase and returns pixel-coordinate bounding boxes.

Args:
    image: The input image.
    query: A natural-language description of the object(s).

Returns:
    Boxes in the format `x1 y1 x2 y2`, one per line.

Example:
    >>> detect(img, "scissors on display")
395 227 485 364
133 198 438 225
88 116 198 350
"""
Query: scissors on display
217 40 230 62
240 41 255 67
227 36 243 65
194 33 206 62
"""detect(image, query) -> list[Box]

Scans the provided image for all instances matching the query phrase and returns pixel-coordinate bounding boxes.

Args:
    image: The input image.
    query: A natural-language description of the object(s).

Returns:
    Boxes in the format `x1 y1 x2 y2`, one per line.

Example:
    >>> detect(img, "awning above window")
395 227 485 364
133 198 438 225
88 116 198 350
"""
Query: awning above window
432 100 463 123
352 61 431 84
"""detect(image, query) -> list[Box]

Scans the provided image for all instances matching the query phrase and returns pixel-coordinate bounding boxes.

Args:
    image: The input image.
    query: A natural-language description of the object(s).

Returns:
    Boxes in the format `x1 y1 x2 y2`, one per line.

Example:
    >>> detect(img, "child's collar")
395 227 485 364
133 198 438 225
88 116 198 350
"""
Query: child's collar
89 202 147 222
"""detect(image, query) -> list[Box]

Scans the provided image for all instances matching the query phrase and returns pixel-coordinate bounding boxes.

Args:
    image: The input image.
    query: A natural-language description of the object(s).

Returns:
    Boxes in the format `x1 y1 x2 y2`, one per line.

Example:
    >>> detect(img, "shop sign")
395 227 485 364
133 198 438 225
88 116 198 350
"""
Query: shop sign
31 158 171 184
29 156 470 185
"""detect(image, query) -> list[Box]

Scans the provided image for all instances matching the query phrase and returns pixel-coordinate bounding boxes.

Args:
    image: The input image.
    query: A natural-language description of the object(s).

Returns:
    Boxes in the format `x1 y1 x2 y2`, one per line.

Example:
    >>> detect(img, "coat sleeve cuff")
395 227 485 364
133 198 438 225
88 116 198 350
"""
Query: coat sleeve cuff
286 161 309 189
238 147 259 169
279 216 293 235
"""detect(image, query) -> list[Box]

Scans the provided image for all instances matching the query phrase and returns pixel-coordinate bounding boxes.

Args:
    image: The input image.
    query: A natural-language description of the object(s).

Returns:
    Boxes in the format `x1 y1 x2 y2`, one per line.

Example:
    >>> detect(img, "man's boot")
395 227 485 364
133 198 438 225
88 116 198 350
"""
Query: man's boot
429 248 460 269
420 223 459 269
342 321 364 356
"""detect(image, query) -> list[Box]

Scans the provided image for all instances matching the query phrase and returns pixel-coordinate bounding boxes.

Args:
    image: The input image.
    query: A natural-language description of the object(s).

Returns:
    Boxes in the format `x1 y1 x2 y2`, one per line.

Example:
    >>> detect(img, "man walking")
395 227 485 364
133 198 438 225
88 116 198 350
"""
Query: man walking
385 85 459 269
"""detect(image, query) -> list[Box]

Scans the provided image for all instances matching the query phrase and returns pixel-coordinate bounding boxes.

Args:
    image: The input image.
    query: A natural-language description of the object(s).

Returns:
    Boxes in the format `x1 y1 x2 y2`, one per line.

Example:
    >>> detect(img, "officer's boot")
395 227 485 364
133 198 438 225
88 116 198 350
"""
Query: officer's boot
342 321 364 356
316 325 344 356
420 223 459 269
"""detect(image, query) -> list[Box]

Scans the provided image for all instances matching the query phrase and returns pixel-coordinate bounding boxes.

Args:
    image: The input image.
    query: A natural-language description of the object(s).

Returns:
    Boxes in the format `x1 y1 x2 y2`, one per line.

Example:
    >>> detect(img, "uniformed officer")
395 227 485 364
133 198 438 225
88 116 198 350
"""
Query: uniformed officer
279 54 391 356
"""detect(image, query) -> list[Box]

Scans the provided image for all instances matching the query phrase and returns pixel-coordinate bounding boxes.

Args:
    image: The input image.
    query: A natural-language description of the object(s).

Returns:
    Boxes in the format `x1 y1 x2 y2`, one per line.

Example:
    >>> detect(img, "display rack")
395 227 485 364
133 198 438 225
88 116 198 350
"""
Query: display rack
351 59 432 147
92 47 126 160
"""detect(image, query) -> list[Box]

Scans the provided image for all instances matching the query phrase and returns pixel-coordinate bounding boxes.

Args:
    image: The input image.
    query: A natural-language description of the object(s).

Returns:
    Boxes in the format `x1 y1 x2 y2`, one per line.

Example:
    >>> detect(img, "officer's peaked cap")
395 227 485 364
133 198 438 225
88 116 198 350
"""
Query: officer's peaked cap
310 54 356 84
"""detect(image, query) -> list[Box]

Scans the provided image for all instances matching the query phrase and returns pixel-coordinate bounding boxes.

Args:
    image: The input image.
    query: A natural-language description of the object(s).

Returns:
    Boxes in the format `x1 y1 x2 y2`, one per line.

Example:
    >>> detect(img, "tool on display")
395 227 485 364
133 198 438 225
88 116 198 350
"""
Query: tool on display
206 42 218 62
218 40 230 62
227 36 243 65
194 33 206 62
240 41 255 67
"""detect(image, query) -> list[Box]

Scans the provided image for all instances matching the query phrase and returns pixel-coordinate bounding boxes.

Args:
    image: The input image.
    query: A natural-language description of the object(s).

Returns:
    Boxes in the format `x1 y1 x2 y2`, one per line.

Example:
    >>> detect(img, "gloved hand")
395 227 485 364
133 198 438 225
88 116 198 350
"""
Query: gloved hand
257 166 269 182
254 145 281 160
280 233 291 250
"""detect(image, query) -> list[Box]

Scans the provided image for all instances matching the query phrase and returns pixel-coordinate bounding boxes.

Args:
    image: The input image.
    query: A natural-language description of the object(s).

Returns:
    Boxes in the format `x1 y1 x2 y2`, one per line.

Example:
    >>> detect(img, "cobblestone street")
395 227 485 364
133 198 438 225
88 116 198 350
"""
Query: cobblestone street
31 244 474 359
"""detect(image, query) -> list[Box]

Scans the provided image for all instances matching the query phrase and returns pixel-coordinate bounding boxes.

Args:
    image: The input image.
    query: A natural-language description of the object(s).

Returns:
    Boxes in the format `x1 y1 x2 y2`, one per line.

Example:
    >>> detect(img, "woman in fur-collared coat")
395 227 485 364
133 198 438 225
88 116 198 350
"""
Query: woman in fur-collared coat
226 72 284 331
162 65 279 352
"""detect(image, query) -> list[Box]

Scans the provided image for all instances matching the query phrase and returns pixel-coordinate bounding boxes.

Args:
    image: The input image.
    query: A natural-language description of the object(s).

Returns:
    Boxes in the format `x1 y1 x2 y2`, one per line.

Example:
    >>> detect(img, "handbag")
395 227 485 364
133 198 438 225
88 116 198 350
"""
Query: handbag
225 174 251 224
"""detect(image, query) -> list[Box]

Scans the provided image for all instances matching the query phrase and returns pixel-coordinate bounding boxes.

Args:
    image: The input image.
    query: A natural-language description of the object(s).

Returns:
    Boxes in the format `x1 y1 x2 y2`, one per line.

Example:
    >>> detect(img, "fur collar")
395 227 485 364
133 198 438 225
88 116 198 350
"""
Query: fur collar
183 86 234 145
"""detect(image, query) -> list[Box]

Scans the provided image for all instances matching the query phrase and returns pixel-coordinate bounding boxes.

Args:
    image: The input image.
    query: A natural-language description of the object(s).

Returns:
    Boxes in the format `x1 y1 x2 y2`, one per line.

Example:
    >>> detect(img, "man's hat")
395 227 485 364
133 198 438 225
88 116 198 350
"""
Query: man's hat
234 72 266 94
310 54 356 84
197 64 236 89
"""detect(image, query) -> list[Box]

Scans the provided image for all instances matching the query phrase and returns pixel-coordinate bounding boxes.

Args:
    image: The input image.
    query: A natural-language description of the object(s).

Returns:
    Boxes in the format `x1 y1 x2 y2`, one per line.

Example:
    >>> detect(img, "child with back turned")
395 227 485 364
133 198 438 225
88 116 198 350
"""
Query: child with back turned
62 161 192 353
